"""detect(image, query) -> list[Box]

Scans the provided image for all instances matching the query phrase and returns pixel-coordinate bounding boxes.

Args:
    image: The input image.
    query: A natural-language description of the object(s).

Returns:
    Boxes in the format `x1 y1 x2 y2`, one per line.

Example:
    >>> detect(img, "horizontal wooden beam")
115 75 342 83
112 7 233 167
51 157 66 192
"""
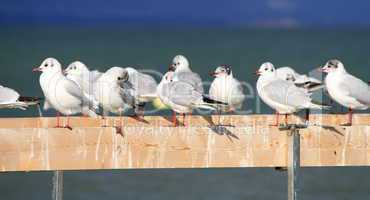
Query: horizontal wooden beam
0 114 369 172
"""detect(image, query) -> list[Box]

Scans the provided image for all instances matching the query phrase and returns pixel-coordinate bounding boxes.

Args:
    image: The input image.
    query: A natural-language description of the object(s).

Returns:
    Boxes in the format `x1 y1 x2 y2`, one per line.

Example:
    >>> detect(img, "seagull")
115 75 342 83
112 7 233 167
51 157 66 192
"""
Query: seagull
94 66 130 129
276 66 324 92
64 61 102 97
169 55 204 93
256 62 328 126
33 58 98 129
120 67 157 117
321 59 370 126
0 85 40 109
209 65 245 123
157 71 227 126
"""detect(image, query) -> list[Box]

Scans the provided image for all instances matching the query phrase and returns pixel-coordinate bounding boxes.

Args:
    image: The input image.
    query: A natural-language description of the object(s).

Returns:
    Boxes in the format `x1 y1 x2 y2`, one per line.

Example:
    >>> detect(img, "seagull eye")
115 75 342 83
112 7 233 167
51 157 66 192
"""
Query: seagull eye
264 68 268 71
44 64 48 67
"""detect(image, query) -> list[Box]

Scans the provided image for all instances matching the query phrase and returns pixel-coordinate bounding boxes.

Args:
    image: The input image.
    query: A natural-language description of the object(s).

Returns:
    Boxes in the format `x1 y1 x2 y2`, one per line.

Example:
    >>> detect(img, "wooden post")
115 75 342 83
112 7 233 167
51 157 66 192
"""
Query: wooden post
52 171 63 200
280 124 306 200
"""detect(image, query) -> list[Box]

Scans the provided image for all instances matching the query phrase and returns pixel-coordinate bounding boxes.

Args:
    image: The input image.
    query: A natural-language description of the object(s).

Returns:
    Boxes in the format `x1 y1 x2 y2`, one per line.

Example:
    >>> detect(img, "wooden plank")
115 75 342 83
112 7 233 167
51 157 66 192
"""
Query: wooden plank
0 114 369 172
0 114 369 128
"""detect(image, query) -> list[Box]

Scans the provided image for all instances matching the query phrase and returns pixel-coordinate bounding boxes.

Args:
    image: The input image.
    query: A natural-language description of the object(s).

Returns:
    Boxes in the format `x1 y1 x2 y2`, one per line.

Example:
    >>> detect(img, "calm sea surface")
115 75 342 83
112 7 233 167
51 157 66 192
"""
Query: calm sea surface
0 26 370 200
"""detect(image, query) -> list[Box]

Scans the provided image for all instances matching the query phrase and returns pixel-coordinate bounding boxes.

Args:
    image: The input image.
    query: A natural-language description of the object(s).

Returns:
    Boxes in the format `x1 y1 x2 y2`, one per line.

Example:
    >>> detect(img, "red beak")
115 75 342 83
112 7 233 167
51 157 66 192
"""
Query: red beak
254 70 261 76
317 68 326 73
32 67 41 72
168 64 175 71
62 70 67 75
209 72 218 77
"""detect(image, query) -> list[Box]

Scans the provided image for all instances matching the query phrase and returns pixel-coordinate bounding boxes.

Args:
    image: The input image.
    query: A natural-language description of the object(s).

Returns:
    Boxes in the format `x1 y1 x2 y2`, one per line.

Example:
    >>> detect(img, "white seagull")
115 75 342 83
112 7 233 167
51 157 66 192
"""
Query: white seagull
209 65 245 114
169 55 204 93
94 67 130 117
0 85 40 109
33 58 98 129
120 67 157 117
64 61 102 98
157 71 227 126
276 66 323 92
321 59 370 126
256 62 328 126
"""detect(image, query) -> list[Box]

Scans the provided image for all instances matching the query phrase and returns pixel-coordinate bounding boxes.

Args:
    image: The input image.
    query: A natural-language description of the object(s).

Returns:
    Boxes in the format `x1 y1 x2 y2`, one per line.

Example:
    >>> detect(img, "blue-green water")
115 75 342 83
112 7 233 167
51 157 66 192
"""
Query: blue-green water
1 26 370 199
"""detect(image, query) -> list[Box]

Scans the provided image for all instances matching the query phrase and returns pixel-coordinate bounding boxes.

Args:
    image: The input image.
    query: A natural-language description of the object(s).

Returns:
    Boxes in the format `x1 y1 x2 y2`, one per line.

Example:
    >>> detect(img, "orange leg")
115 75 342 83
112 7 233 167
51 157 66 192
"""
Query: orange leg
54 112 63 128
172 111 177 127
342 108 353 126
270 111 279 126
65 116 72 130
182 113 186 127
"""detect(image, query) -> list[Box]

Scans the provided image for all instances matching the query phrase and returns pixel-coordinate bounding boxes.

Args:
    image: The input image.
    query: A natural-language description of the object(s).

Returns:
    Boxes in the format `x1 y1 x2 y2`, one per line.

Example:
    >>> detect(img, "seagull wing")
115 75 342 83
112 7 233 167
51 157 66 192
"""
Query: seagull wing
262 79 312 109
339 74 370 106
175 71 204 93
0 85 20 103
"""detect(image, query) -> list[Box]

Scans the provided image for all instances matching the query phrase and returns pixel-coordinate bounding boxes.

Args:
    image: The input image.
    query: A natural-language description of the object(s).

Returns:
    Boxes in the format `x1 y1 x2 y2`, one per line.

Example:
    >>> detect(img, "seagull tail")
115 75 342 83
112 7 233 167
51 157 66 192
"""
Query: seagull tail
18 96 43 103
202 95 228 106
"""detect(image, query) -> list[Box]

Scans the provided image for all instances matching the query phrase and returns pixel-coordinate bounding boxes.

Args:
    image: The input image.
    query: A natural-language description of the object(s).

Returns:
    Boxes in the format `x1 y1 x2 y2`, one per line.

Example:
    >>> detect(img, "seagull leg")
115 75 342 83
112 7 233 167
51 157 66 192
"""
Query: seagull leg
64 116 72 130
305 109 311 125
172 111 177 127
217 109 221 126
285 114 288 125
270 111 279 126
341 108 353 126
182 113 186 127
54 112 63 128
116 111 123 135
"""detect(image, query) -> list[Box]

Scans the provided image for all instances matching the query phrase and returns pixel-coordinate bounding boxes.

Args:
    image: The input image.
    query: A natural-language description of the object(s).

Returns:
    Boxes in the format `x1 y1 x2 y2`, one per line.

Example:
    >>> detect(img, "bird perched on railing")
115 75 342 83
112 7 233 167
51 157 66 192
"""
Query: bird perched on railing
64 61 102 100
157 71 227 127
321 59 370 126
209 65 245 124
33 58 99 130
120 67 157 118
256 62 329 126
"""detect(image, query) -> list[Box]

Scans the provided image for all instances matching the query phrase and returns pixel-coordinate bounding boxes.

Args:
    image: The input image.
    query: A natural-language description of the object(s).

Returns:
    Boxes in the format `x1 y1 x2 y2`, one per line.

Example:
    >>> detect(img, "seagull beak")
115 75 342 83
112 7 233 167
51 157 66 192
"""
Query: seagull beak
32 67 42 72
254 70 261 76
62 70 67 75
168 64 175 72
318 67 327 73
209 72 218 77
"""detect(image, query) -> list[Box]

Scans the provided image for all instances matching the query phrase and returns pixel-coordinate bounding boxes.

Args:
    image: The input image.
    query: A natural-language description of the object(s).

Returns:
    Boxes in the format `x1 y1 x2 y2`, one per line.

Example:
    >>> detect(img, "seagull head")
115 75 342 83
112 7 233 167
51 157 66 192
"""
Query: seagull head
210 65 232 77
32 58 62 73
64 61 89 76
169 55 190 72
256 62 275 76
320 59 346 74
105 67 129 84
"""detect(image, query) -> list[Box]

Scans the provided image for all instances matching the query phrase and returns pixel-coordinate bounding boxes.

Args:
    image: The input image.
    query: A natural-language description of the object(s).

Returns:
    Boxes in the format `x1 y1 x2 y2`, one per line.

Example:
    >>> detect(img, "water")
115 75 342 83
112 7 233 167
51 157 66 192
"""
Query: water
1 25 370 199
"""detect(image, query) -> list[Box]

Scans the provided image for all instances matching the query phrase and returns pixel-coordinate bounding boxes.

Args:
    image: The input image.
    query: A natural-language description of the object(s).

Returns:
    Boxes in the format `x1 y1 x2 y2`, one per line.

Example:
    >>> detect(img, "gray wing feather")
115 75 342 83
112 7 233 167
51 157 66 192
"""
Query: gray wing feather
129 72 157 96
175 71 204 93
0 85 19 103
339 75 370 105
119 87 136 107
262 80 312 108
166 81 202 107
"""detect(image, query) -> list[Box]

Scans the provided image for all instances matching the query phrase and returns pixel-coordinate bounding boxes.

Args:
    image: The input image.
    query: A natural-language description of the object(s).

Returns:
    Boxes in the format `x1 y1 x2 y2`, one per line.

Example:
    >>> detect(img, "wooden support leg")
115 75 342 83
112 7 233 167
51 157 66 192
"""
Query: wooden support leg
52 171 63 200
287 126 300 200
